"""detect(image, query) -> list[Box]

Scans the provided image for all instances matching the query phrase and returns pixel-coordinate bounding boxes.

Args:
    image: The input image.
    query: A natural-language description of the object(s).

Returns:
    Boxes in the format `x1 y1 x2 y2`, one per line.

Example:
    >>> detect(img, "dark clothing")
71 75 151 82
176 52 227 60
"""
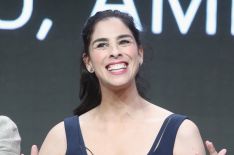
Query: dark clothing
64 114 187 155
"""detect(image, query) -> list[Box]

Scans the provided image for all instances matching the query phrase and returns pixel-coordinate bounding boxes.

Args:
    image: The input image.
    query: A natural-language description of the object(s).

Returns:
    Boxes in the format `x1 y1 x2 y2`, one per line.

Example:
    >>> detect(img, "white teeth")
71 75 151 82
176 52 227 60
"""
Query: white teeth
107 63 127 71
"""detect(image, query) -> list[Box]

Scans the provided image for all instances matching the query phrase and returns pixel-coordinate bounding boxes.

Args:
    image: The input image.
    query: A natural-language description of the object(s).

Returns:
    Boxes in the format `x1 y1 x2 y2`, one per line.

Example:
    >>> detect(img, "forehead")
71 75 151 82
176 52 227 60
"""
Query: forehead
91 17 133 40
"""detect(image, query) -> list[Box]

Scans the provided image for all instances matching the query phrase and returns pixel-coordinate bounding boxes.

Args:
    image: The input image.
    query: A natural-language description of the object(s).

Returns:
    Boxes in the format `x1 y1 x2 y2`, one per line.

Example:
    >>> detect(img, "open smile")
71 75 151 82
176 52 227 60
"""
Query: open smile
106 62 128 74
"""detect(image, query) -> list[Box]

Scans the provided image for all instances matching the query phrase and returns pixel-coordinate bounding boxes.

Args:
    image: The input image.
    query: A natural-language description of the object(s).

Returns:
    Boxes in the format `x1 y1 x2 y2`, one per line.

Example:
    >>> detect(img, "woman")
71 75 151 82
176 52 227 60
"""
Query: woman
35 10 226 155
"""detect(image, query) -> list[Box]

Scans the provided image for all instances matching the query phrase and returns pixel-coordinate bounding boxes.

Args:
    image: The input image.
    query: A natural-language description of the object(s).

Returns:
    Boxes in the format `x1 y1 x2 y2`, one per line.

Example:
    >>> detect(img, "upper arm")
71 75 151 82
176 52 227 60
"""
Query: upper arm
0 116 21 154
173 120 206 155
39 121 67 155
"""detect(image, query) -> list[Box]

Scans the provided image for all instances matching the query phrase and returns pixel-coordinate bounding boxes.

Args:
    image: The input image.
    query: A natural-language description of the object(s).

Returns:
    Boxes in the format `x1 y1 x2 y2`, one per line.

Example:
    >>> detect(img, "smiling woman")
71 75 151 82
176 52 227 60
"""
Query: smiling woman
85 18 142 91
31 10 227 155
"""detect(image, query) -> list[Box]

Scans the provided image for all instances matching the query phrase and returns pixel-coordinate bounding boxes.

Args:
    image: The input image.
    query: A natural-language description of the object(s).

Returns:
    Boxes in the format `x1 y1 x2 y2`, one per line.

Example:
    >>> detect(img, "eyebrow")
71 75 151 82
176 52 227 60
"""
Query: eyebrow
117 34 134 40
91 34 134 46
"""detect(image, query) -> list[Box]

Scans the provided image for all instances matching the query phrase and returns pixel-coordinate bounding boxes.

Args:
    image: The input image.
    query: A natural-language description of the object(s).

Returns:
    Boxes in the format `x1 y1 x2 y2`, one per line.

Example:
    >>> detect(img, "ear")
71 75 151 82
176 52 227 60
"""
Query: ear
83 53 94 73
138 47 144 65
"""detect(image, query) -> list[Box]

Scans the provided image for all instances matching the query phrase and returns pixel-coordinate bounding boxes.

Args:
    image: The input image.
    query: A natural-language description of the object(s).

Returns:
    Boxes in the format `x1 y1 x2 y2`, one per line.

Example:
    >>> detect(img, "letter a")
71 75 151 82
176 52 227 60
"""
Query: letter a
90 0 142 30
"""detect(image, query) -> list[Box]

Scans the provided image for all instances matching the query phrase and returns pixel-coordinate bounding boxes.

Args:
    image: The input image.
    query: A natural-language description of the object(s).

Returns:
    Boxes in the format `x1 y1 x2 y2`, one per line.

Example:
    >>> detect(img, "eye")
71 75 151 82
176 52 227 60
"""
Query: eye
95 42 108 49
119 39 130 45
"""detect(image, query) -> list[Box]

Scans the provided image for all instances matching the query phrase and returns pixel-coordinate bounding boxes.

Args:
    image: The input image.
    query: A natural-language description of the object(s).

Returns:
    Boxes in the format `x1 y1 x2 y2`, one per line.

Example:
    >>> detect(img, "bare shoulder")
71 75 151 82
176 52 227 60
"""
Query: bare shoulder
145 101 173 118
178 119 200 136
39 121 66 155
174 119 206 155
176 120 203 143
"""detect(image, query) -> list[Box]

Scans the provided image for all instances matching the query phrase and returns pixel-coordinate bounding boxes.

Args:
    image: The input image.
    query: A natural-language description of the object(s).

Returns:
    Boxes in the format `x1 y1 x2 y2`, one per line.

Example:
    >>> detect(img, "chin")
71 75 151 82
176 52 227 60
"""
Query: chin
107 80 135 90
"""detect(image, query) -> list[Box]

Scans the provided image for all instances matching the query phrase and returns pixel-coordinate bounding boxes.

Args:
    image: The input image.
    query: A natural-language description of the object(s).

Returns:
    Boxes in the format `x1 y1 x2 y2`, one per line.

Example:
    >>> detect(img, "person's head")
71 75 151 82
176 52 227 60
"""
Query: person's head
74 10 145 115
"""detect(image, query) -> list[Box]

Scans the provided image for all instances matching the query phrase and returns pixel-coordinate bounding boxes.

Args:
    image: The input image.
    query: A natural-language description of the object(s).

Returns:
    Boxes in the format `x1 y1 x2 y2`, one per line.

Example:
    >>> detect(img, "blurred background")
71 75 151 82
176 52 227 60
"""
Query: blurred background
0 0 233 154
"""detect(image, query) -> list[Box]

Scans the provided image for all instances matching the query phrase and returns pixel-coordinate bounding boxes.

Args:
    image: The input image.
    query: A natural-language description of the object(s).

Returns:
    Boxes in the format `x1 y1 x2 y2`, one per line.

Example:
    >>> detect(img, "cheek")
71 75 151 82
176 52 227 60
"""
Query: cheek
90 52 106 67
126 46 141 60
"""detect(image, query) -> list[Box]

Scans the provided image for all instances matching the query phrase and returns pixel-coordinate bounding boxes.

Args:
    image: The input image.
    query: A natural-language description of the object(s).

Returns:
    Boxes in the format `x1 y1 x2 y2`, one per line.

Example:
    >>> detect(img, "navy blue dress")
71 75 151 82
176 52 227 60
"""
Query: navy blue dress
64 114 187 155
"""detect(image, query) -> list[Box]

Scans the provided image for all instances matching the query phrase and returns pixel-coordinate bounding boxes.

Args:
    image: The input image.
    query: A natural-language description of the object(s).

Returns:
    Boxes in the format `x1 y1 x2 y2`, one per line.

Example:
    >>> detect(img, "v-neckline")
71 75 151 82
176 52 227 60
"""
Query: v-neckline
77 114 175 155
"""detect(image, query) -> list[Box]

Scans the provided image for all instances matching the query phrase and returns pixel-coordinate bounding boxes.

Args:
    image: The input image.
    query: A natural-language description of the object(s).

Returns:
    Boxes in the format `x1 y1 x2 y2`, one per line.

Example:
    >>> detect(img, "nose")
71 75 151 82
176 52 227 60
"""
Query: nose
109 45 122 58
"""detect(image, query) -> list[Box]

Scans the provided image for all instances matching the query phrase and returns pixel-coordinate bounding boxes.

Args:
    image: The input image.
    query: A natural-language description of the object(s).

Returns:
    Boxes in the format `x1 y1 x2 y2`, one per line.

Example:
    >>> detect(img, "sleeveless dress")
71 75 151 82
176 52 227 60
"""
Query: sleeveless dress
64 114 187 155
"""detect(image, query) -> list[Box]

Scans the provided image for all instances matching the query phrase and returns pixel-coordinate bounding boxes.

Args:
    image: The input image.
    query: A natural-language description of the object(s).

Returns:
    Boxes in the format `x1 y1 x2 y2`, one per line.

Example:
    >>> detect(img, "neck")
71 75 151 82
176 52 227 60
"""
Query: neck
95 83 147 121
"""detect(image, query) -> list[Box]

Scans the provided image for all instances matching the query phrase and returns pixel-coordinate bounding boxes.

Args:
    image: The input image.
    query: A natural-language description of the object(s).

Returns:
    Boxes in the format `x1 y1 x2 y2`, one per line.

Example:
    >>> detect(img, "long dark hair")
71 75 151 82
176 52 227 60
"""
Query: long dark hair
74 10 146 116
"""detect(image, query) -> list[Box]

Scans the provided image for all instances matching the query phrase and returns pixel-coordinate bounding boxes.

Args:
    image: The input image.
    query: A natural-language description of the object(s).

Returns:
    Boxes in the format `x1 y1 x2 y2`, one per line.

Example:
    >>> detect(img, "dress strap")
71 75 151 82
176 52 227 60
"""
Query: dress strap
64 116 87 155
148 114 188 155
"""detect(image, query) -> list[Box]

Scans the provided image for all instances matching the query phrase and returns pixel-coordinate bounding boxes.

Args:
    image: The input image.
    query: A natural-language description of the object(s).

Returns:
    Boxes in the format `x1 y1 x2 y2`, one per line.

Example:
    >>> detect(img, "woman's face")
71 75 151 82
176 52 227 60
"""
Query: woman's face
84 17 143 90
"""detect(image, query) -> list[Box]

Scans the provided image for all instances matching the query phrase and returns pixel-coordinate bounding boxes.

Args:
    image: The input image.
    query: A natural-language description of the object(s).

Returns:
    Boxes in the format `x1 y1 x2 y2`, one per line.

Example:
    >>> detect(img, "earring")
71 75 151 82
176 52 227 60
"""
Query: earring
89 68 95 73
139 60 143 66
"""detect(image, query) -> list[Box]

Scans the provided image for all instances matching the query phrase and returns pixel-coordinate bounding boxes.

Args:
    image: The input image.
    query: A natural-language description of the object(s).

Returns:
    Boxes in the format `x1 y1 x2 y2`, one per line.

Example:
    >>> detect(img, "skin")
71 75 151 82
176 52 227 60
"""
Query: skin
28 141 227 155
28 17 227 155
204 141 227 155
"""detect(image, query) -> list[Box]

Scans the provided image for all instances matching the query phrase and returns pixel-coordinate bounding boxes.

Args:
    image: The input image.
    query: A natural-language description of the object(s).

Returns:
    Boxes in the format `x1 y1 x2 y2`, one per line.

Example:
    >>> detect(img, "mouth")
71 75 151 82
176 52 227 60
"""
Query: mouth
106 62 128 73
